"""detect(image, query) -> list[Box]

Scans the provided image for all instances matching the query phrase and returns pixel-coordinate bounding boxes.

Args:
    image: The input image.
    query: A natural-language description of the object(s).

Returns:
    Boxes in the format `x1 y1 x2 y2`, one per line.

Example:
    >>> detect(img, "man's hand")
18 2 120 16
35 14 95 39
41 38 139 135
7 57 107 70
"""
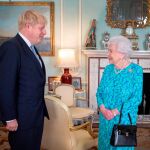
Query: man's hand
6 119 18 131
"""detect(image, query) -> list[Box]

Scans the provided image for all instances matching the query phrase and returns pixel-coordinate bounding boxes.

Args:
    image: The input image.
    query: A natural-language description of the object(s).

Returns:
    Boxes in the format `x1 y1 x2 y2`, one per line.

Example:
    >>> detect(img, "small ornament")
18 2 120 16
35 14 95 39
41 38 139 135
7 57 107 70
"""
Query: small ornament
146 33 150 50
125 22 134 35
85 19 96 49
128 69 133 73
102 32 110 49
121 22 139 50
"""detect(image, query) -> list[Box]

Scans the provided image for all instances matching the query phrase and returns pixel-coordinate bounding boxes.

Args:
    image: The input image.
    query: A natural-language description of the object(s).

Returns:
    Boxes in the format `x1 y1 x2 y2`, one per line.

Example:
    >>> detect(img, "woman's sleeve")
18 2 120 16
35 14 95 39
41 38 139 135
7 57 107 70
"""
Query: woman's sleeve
96 67 107 107
122 66 143 115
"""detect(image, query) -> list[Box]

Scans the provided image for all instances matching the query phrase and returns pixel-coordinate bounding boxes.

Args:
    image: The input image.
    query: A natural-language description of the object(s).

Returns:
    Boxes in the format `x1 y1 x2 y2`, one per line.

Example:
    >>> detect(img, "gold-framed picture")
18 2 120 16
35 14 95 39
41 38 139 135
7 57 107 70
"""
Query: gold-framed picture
0 1 55 56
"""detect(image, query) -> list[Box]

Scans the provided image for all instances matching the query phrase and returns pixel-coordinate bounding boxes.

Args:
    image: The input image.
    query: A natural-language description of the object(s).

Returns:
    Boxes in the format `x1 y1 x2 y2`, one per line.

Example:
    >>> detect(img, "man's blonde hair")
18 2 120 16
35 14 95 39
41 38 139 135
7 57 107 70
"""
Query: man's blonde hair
18 10 47 30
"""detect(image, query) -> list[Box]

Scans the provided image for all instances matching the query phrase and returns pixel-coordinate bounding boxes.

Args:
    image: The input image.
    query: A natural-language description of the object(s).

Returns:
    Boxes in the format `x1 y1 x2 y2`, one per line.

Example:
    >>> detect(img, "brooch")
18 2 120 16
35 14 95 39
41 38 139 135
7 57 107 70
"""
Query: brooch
128 69 133 73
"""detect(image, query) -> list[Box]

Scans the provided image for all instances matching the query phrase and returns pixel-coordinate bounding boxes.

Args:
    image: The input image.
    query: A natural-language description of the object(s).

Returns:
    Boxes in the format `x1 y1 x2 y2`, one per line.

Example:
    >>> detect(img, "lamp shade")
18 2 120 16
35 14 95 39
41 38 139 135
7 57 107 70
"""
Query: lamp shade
57 49 78 84
57 49 78 68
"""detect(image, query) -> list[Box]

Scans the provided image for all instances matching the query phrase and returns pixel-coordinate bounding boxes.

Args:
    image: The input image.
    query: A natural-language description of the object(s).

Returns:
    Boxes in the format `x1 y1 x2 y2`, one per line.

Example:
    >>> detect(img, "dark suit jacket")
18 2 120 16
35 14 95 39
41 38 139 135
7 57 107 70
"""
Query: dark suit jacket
0 34 49 130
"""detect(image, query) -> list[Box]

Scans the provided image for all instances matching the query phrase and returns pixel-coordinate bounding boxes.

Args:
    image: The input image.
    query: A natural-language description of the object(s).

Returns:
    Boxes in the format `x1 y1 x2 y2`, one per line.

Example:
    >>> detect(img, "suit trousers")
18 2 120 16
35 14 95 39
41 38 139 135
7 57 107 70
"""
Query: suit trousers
8 124 43 150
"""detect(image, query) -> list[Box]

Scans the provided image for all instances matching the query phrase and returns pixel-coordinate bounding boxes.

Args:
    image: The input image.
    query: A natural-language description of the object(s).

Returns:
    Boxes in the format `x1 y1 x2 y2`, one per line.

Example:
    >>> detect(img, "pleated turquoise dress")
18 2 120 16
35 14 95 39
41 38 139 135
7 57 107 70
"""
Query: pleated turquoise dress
96 63 143 150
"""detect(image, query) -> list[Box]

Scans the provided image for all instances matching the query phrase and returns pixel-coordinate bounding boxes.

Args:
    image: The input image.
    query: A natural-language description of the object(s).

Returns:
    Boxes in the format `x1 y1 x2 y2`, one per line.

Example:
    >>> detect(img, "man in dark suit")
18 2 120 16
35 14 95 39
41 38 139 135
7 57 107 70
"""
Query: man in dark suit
0 10 49 150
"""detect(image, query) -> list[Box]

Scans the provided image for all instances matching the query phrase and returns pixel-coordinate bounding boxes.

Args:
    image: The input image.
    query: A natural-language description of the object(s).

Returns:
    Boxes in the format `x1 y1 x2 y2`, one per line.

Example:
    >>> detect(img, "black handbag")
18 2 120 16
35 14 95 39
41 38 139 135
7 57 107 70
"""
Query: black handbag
110 104 137 147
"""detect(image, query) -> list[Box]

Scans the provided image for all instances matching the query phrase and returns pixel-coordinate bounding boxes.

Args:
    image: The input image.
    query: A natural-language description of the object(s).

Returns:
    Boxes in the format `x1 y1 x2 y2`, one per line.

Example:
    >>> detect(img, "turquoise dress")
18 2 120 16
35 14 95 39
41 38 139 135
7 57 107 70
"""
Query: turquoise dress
96 63 143 150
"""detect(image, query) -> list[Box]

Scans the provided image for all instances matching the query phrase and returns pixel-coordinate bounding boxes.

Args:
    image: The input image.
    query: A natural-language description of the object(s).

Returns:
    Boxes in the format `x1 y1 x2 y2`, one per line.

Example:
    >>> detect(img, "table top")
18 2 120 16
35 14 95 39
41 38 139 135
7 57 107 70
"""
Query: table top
69 107 94 120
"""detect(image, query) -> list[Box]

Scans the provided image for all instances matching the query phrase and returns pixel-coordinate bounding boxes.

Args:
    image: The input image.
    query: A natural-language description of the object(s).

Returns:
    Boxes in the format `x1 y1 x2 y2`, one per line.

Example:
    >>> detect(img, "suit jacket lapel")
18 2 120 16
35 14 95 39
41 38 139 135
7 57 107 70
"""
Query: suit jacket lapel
34 47 46 78
15 34 45 77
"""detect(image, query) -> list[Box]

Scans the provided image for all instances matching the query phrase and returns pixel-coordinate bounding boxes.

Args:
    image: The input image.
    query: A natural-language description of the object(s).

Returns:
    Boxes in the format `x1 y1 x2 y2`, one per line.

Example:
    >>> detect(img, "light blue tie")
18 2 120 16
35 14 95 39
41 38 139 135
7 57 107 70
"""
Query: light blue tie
30 45 42 67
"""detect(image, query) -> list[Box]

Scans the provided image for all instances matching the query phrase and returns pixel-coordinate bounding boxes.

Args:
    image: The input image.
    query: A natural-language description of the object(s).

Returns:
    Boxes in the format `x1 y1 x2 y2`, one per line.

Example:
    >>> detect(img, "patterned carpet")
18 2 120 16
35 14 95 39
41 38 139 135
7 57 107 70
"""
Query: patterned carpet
1 123 149 150
0 127 10 150
0 126 97 150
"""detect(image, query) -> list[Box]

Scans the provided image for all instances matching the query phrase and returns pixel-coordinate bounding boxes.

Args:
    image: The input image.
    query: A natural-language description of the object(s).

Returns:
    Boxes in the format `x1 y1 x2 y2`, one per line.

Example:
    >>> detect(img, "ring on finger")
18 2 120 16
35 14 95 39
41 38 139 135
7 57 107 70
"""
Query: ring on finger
113 112 116 116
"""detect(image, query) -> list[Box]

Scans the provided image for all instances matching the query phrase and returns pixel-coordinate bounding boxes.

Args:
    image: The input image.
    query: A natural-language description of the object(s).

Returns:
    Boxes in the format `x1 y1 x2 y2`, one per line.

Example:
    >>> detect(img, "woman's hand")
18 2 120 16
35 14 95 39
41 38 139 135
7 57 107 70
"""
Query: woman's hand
111 109 120 117
99 105 114 120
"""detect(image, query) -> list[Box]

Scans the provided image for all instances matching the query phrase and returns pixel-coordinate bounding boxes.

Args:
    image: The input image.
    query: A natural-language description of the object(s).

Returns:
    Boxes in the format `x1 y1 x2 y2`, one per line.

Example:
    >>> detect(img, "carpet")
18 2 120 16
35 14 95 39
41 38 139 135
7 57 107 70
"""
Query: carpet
0 127 10 150
0 126 97 150
1 122 149 150
1 126 150 150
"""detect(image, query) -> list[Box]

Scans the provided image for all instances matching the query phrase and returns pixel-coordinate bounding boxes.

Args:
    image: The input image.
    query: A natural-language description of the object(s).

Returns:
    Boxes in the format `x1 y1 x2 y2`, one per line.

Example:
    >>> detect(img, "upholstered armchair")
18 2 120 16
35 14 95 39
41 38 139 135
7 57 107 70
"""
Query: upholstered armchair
54 84 94 121
41 96 97 150
54 84 75 106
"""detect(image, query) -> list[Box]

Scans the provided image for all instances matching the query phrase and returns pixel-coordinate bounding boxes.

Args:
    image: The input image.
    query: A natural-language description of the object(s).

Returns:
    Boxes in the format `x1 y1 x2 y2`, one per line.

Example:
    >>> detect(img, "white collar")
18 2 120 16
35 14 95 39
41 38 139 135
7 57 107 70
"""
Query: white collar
18 32 32 48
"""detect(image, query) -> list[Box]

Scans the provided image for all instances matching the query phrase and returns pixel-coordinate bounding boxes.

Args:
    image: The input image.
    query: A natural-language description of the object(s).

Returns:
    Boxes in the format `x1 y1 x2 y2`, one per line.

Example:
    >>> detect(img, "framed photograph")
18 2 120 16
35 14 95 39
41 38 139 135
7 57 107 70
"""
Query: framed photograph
72 77 82 90
0 2 55 56
48 76 61 91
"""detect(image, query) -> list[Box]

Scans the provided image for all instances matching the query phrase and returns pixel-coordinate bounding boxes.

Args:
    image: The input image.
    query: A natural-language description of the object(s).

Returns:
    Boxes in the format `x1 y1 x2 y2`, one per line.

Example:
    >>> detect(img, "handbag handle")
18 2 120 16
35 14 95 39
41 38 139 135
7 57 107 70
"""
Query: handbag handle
118 104 133 125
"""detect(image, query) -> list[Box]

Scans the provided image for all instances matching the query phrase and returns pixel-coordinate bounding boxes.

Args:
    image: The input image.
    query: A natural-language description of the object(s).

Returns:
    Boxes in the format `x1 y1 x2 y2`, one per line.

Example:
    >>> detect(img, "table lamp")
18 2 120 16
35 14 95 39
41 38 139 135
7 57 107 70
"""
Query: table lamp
57 49 78 84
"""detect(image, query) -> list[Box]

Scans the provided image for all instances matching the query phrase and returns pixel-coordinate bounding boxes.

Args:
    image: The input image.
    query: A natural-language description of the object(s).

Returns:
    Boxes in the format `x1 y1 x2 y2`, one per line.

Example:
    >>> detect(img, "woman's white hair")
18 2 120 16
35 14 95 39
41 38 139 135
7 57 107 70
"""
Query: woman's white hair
108 35 132 57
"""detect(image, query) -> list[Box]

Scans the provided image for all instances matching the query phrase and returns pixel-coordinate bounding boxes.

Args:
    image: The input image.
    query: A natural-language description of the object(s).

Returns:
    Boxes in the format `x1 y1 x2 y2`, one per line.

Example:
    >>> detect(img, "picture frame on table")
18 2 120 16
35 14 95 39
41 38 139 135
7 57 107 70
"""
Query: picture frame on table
0 1 55 56
48 76 61 91
72 77 82 90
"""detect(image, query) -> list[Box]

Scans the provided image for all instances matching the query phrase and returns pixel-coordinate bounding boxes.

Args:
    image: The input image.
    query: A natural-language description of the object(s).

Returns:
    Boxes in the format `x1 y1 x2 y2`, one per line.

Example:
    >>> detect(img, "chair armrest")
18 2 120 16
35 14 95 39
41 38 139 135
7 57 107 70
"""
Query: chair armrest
52 94 61 99
70 121 90 131
70 121 97 139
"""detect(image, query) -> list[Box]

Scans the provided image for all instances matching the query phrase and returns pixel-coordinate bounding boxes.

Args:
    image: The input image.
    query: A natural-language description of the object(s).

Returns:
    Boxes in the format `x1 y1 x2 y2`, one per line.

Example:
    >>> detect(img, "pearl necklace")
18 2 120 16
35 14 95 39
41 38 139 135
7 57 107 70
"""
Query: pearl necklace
114 59 131 74
114 67 124 74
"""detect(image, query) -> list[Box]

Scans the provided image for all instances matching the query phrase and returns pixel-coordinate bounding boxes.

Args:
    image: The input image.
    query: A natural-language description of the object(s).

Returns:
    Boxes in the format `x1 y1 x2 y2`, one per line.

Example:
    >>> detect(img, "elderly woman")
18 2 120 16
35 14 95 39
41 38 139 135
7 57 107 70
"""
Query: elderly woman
96 35 143 150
